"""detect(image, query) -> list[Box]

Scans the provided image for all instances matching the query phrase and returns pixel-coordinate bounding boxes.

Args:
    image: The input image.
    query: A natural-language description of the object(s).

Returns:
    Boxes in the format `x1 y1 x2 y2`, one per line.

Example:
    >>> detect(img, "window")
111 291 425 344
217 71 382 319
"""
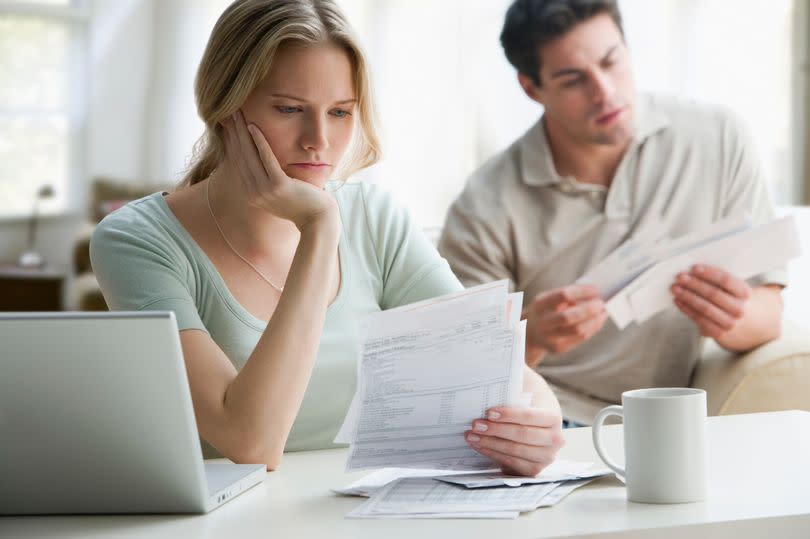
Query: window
0 0 87 218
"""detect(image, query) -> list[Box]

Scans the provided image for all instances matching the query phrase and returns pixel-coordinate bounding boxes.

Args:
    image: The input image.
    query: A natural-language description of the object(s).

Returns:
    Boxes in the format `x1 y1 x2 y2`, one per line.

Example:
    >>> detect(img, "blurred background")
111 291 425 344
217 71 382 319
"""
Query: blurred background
1 0 808 316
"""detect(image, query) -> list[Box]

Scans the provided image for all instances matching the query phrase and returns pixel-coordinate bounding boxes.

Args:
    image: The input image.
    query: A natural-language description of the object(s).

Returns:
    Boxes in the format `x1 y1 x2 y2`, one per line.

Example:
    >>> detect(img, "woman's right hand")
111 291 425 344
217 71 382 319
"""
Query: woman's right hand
221 109 338 230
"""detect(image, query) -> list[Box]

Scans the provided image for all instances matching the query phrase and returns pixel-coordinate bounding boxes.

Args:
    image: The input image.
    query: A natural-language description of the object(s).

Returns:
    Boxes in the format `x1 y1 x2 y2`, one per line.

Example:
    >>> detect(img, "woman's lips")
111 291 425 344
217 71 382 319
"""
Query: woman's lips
289 163 330 170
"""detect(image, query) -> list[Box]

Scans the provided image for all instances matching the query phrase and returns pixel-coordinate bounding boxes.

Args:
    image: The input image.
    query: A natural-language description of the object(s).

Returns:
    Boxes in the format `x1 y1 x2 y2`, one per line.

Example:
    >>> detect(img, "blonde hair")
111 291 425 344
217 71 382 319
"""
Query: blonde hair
179 0 381 188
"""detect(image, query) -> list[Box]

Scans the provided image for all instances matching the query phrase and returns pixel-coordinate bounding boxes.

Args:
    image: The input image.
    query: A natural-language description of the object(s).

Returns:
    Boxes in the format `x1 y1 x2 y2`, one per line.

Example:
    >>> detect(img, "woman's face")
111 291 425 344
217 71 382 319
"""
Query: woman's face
241 43 357 189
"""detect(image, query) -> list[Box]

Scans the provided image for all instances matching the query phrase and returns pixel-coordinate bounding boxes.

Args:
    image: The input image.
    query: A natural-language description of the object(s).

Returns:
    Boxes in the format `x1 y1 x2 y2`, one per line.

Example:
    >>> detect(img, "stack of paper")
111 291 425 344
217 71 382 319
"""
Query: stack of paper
335 281 527 471
340 461 610 519
577 216 801 329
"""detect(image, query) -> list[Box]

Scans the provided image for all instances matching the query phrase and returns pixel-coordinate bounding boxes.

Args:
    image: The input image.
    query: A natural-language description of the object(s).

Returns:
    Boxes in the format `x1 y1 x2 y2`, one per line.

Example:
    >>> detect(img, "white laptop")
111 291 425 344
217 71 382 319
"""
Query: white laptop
0 311 265 514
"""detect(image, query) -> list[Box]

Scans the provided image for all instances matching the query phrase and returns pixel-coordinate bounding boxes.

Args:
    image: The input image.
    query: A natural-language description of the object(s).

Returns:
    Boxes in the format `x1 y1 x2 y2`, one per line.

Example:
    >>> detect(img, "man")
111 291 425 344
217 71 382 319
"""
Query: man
438 0 786 425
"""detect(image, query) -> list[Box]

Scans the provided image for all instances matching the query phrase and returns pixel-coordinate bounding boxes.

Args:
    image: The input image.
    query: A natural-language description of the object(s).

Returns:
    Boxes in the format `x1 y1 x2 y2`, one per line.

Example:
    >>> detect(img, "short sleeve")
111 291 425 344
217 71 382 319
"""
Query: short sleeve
360 184 463 309
719 110 788 288
438 191 515 290
89 210 207 332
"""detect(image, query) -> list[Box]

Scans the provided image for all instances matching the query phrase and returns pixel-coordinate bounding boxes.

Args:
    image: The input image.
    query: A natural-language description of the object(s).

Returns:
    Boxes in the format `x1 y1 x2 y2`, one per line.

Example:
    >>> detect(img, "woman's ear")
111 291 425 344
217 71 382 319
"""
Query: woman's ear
518 72 544 106
218 112 236 129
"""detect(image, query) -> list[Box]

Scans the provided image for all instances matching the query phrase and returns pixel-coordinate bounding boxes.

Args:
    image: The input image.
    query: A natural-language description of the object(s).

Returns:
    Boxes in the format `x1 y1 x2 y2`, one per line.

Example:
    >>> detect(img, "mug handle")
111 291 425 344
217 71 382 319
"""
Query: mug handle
592 405 625 478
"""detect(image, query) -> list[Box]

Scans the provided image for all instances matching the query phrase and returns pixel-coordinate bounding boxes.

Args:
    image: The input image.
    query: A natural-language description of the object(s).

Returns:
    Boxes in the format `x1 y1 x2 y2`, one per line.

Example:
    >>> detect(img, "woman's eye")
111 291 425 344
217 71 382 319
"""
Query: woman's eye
276 106 300 114
330 108 352 118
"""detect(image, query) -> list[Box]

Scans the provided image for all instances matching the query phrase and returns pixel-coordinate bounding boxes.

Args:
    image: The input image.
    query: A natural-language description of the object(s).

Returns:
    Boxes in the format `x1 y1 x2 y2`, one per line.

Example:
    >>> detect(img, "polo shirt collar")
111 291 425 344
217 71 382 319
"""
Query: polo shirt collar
518 119 562 187
632 93 669 142
518 93 670 188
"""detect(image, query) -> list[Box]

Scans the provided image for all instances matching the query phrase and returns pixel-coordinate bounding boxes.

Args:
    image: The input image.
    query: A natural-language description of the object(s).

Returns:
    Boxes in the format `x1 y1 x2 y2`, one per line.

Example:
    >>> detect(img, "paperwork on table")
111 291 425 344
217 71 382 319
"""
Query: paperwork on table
577 215 800 329
344 474 601 519
435 460 611 488
333 460 610 497
335 280 527 471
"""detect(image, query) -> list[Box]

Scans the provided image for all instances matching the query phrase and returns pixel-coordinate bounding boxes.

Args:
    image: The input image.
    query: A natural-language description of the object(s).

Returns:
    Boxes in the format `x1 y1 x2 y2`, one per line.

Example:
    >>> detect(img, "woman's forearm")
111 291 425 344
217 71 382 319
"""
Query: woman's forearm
523 365 562 416
221 210 341 467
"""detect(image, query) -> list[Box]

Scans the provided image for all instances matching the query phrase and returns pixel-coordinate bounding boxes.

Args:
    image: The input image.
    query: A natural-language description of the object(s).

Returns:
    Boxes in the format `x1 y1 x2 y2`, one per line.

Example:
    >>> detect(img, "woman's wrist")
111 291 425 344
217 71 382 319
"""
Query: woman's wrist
297 204 341 242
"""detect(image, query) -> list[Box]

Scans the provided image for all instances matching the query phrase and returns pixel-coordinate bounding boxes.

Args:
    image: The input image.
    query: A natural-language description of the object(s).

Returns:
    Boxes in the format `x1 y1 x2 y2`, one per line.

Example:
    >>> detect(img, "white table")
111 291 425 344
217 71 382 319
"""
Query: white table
2 410 809 538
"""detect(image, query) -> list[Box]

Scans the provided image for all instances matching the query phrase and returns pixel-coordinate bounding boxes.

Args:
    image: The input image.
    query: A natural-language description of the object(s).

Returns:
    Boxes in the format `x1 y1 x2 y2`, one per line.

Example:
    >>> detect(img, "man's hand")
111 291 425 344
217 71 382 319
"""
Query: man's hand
671 264 750 339
524 285 608 368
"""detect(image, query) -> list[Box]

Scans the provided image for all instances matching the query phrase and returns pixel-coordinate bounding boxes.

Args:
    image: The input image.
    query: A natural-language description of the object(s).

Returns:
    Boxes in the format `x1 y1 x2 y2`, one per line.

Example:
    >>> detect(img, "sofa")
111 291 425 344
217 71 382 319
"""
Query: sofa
71 190 810 418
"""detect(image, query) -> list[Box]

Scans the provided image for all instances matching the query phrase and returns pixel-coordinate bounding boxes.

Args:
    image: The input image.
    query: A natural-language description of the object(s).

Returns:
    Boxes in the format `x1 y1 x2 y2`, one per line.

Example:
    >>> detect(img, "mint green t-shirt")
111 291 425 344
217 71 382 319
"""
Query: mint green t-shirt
90 182 463 454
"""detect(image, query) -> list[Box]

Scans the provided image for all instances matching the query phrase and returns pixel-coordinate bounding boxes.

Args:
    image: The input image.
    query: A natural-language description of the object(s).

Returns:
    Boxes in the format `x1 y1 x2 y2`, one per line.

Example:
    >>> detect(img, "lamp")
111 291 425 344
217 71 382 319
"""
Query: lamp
17 184 55 269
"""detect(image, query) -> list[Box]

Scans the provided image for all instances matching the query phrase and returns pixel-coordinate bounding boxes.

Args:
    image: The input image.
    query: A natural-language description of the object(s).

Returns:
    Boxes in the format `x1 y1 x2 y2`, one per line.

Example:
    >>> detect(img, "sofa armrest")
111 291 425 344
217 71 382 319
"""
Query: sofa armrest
691 319 810 416
72 222 97 275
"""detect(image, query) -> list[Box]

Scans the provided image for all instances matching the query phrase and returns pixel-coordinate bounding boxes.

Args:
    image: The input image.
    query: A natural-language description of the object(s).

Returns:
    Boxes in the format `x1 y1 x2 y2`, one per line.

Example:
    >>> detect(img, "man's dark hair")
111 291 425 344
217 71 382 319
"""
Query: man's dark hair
500 0 624 86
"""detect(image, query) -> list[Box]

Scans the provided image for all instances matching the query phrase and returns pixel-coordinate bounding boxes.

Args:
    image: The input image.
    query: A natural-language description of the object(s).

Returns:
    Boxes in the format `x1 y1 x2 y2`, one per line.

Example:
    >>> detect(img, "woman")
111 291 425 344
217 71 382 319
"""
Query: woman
90 0 564 475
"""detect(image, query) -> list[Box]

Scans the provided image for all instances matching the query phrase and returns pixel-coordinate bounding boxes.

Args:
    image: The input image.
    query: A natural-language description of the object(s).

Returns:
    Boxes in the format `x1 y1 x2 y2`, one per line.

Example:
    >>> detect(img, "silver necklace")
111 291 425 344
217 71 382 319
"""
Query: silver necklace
206 178 284 294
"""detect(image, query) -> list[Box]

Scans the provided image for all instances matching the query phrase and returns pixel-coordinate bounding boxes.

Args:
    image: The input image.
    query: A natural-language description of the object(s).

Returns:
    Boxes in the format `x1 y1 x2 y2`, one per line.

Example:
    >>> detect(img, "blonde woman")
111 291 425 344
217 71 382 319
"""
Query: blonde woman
90 0 564 474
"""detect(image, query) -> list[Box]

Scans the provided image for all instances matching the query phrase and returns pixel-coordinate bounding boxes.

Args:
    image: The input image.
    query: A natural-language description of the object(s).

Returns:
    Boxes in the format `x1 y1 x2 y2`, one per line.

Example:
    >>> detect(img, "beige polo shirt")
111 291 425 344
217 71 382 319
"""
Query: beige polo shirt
438 94 787 424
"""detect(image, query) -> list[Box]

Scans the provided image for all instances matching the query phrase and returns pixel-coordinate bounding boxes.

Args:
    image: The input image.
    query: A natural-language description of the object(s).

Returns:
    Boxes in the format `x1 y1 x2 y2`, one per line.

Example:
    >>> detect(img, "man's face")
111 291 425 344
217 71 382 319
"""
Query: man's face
523 13 635 147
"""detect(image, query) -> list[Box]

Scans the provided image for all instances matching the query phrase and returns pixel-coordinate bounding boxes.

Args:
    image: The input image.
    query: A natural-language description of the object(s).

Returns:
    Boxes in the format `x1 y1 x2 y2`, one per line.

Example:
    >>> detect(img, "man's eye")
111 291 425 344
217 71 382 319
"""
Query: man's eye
562 78 582 88
276 106 300 114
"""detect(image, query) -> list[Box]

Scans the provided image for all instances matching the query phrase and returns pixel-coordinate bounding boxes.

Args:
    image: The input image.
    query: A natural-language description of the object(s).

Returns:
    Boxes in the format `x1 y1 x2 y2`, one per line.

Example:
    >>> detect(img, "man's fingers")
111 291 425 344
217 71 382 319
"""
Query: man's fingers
690 265 750 300
672 284 736 330
675 272 746 318
538 299 605 330
532 285 601 312
674 298 728 338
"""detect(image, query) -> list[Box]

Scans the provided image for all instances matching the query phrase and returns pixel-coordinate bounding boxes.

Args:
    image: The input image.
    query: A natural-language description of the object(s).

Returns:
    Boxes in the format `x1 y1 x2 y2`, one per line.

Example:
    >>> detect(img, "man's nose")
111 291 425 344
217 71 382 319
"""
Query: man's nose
590 70 615 104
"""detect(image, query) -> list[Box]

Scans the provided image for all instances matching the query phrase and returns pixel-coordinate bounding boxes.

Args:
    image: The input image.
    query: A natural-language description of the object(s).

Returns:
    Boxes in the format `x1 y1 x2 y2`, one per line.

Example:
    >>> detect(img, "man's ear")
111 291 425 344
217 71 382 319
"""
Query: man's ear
518 72 544 106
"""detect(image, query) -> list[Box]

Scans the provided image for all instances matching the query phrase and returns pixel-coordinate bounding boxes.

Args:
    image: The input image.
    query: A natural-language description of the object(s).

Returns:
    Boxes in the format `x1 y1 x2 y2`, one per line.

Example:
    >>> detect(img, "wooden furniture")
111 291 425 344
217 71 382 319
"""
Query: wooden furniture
0 265 66 311
1 411 808 538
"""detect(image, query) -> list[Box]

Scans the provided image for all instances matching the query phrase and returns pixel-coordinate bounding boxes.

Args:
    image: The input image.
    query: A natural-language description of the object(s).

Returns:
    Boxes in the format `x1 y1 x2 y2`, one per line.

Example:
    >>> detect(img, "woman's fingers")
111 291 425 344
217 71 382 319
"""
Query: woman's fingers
466 440 554 477
465 407 565 476
247 123 285 181
232 110 269 183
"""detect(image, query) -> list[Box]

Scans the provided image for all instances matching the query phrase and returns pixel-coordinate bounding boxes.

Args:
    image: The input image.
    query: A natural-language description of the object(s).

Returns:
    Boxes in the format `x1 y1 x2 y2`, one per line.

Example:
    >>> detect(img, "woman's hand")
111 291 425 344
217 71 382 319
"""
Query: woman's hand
465 406 565 476
221 109 337 230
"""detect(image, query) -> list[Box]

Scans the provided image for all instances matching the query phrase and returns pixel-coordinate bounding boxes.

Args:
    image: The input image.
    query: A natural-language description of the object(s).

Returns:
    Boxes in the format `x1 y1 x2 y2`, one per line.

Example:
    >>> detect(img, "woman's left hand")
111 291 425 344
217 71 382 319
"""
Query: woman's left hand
465 407 565 476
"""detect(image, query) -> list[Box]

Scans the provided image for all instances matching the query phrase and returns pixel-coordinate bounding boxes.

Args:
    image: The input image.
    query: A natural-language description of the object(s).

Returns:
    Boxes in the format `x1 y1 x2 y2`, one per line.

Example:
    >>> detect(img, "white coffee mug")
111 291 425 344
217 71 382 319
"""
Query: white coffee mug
592 387 708 504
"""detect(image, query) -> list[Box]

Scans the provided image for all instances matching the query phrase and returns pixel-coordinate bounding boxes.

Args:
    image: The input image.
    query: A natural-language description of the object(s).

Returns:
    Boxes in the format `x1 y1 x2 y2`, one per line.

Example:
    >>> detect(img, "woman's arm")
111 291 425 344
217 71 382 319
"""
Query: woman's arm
182 112 344 470
181 211 340 470
523 365 562 415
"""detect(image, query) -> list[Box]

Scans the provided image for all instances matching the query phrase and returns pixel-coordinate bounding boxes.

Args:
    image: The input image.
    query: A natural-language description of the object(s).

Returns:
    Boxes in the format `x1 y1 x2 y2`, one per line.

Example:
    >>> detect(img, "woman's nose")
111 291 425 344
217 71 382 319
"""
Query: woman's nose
300 114 329 152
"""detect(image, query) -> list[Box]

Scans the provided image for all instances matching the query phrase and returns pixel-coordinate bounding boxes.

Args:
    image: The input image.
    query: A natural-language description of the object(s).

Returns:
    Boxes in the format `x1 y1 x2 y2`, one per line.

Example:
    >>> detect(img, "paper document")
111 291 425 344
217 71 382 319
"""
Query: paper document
331 467 491 497
434 460 611 488
579 216 801 330
338 460 606 519
347 477 558 519
578 216 750 300
605 216 800 329
337 281 527 471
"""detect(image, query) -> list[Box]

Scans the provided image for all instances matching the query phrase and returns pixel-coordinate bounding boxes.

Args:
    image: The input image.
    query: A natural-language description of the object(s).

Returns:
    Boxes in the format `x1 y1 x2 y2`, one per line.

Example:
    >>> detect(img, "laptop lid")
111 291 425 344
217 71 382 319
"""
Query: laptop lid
0 311 211 514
